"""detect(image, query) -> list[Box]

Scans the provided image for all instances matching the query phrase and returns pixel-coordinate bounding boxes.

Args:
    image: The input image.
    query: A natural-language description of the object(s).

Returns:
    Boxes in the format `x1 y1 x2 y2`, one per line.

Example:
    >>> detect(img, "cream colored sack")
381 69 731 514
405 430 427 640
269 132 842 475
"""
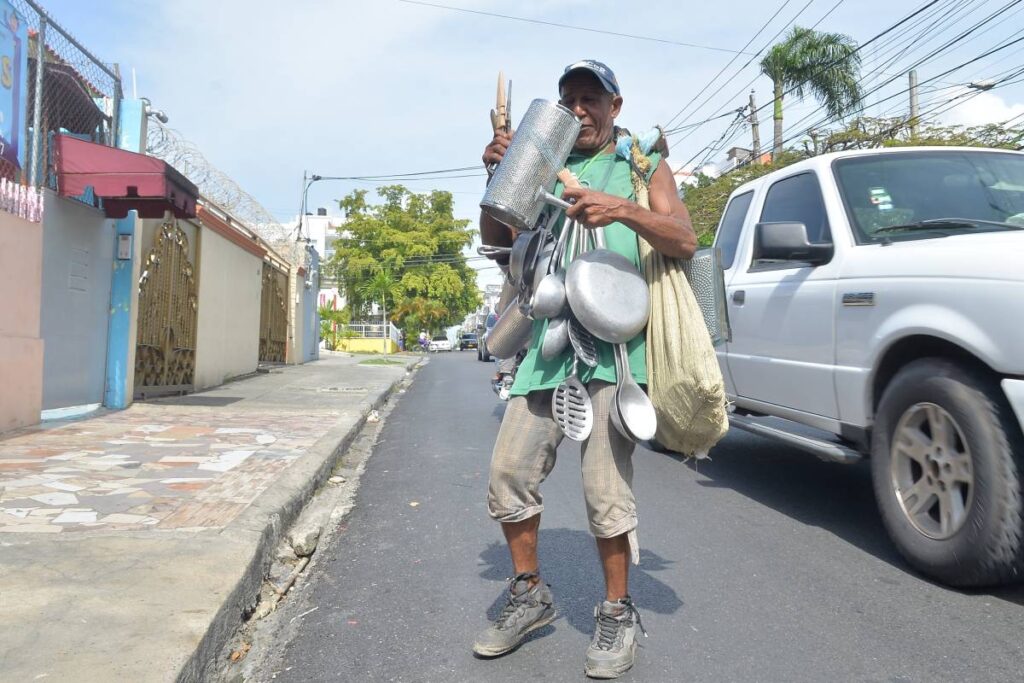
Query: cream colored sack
631 140 728 457
637 237 729 457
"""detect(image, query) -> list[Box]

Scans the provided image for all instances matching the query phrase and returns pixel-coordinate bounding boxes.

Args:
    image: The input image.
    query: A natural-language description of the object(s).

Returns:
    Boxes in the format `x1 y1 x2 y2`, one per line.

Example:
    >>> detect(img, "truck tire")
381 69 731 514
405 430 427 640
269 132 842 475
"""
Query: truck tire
871 358 1024 586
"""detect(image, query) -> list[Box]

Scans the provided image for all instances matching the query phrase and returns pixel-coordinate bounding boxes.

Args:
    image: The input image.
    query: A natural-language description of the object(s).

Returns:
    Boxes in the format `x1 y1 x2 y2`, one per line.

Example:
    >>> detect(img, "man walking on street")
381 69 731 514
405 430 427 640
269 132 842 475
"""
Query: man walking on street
473 60 697 678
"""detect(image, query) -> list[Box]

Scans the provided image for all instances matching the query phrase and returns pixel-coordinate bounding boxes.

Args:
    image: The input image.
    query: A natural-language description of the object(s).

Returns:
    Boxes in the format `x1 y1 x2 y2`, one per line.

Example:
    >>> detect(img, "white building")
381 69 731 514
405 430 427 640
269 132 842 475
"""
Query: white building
295 208 347 311
297 208 344 269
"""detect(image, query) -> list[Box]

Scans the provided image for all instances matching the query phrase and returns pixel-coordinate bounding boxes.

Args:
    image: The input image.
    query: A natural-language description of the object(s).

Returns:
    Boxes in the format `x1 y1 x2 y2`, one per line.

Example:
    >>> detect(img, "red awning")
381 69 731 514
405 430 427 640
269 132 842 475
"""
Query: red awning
52 134 199 219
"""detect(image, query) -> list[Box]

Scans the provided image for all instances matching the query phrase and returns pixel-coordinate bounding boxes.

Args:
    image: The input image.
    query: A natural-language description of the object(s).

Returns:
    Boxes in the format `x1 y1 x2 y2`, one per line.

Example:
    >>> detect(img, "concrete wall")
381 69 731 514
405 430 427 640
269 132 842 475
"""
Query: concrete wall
194 225 262 390
0 212 44 432
337 338 398 354
39 191 114 410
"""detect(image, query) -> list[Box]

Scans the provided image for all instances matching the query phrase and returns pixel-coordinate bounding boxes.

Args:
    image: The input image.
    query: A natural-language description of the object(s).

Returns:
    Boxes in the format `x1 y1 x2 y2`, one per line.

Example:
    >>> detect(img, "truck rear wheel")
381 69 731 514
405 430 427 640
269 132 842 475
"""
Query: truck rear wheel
872 358 1024 586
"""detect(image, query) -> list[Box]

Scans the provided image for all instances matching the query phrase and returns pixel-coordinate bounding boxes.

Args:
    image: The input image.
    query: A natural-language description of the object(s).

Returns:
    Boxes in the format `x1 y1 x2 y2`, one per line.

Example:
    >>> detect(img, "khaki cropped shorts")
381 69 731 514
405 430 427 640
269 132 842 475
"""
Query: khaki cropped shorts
487 380 640 561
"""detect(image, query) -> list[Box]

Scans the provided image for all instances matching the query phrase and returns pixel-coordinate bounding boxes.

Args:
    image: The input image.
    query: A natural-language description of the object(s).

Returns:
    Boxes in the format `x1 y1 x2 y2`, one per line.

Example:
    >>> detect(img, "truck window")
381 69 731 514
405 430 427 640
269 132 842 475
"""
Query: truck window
759 172 831 244
716 191 753 269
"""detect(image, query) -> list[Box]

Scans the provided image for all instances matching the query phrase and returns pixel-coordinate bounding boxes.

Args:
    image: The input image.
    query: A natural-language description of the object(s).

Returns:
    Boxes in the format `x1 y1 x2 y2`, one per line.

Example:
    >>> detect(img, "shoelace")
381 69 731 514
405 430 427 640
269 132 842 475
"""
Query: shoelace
496 572 539 630
594 598 648 650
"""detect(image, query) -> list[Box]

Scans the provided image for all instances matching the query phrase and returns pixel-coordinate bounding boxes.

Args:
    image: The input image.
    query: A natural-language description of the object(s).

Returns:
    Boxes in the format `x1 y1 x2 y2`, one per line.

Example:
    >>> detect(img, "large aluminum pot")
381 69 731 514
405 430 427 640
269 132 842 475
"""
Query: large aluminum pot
565 228 650 344
480 99 580 232
485 297 534 359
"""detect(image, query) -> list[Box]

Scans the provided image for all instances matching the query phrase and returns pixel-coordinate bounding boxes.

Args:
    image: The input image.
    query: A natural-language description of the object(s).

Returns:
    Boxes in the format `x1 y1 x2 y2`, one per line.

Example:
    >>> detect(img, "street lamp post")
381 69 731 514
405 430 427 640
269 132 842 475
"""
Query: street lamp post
295 171 322 242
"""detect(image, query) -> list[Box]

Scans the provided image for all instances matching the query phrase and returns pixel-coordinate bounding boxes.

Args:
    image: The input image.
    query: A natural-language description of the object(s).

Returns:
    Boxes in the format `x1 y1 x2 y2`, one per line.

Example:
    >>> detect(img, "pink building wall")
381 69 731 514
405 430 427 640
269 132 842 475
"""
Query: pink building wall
0 211 44 433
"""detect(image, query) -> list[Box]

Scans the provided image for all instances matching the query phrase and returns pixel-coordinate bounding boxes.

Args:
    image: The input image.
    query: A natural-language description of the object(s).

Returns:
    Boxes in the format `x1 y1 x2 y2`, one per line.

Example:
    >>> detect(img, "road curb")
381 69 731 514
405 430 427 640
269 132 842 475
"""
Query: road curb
177 356 423 682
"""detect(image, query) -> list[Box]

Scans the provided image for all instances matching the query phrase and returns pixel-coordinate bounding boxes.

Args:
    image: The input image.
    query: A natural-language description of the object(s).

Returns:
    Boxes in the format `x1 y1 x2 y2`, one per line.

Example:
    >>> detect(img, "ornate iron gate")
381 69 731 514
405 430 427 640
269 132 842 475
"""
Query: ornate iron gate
259 262 288 362
134 221 198 398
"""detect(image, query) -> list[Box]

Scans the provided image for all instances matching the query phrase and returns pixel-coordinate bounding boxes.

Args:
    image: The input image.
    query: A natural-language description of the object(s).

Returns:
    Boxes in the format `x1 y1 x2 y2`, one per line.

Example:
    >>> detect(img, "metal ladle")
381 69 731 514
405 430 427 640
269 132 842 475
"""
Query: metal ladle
611 342 657 442
531 217 572 320
539 221 577 359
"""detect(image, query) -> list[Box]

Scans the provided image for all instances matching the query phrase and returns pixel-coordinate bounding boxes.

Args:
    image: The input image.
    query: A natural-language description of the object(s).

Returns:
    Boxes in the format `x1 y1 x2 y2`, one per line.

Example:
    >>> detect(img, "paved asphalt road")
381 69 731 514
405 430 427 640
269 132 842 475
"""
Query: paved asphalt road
271 352 1024 683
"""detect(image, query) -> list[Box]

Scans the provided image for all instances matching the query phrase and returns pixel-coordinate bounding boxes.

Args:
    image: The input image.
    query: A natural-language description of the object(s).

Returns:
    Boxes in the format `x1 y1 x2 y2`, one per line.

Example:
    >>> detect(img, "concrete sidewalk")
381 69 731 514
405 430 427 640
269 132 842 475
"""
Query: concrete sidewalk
0 353 421 682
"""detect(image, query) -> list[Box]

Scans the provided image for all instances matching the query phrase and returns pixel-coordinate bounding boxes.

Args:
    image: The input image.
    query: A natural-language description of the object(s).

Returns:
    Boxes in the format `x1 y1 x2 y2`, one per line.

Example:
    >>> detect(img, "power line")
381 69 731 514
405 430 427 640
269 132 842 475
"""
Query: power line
662 0 804 130
703 0 1023 159
675 0 945 165
779 10 1024 148
670 0 942 151
663 0 850 136
315 165 482 181
396 0 756 55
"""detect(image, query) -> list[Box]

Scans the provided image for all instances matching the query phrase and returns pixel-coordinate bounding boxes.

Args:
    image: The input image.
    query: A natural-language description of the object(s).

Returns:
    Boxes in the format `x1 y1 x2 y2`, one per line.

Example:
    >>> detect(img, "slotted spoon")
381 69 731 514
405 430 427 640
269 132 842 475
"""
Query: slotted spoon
568 315 600 368
552 355 593 441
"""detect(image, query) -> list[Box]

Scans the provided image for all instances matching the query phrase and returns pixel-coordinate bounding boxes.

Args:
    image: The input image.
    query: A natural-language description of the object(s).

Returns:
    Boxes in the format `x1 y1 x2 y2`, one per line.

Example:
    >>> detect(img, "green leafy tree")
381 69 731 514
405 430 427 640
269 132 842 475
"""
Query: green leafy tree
760 26 863 159
683 117 1022 246
357 267 403 326
810 116 1024 154
682 152 805 243
318 301 350 351
326 186 480 342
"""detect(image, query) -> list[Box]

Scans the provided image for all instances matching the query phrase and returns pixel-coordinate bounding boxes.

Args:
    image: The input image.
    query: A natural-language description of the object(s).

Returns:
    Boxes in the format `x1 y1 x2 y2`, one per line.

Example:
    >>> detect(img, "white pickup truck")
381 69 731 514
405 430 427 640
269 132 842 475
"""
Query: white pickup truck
711 146 1024 587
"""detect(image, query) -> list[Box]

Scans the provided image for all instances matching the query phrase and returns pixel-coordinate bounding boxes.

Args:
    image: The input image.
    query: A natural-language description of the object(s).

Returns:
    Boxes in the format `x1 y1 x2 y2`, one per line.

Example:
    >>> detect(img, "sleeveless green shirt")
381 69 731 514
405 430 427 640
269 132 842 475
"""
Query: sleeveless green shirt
510 148 661 397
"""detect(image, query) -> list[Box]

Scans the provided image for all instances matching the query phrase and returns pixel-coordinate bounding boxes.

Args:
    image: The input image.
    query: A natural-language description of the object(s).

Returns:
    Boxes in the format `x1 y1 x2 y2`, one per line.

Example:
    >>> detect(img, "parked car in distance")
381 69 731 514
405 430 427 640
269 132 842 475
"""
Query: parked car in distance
713 146 1024 588
478 313 499 362
459 333 478 351
428 334 452 352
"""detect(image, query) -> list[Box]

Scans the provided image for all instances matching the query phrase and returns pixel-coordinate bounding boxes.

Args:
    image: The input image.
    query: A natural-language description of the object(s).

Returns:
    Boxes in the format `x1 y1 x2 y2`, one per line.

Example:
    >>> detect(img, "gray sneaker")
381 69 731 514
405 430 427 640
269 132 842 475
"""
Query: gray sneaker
584 596 647 679
472 572 557 657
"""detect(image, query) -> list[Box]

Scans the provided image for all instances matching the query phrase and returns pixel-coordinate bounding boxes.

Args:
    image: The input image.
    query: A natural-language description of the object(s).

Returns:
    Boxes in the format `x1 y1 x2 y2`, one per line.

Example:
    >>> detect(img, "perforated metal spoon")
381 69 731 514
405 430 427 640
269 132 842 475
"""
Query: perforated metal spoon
552 355 593 441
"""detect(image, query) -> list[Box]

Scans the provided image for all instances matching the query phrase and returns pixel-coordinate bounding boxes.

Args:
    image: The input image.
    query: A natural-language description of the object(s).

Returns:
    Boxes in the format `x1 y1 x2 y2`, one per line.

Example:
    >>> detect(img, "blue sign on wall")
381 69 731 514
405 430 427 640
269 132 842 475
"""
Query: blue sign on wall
0 2 27 169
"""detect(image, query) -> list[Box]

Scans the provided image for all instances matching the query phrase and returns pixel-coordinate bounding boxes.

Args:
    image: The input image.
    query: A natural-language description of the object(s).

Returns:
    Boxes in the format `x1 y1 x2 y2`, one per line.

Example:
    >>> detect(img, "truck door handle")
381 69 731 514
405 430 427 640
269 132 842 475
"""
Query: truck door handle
732 290 745 305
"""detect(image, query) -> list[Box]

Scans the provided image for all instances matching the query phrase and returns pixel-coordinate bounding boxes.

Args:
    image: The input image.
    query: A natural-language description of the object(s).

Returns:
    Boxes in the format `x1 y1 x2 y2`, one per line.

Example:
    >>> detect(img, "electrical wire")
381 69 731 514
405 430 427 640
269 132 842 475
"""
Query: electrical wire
395 0 756 55
662 0 803 130
668 0 944 151
778 17 1024 149
314 165 482 181
705 0 1024 158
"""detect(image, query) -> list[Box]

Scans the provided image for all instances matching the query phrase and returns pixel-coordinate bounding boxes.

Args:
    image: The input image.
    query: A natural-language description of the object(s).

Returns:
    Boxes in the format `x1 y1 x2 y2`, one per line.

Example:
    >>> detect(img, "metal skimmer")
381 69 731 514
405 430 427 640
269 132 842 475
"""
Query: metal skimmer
568 315 600 367
552 355 593 441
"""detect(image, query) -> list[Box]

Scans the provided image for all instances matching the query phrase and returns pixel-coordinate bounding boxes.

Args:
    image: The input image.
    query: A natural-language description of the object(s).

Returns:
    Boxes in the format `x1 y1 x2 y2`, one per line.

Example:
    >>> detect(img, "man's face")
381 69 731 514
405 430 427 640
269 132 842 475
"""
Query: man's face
558 71 622 154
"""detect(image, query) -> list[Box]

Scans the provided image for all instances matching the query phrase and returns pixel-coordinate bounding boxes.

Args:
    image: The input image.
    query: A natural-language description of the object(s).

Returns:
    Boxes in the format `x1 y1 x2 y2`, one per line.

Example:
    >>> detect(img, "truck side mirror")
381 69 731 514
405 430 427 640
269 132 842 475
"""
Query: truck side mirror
753 222 833 265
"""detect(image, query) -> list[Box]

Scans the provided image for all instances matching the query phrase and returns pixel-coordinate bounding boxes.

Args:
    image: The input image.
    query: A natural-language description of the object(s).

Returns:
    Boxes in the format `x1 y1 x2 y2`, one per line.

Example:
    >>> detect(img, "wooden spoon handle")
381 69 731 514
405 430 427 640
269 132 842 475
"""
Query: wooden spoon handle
557 168 582 189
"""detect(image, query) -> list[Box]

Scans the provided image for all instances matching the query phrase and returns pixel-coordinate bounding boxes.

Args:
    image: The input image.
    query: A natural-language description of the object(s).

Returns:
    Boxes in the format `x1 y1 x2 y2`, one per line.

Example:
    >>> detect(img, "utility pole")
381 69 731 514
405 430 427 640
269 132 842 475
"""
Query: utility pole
909 70 919 139
749 90 761 161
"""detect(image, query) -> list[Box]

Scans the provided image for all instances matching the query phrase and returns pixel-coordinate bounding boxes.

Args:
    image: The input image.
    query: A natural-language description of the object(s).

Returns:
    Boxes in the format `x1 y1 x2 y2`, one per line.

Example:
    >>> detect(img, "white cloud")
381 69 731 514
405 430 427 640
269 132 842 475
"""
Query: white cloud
941 91 1024 128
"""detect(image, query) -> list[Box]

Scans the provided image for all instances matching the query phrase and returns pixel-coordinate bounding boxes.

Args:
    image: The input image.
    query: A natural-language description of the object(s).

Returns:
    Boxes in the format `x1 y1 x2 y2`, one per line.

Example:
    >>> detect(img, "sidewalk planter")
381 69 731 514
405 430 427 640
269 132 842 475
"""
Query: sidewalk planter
336 322 401 354
337 338 399 354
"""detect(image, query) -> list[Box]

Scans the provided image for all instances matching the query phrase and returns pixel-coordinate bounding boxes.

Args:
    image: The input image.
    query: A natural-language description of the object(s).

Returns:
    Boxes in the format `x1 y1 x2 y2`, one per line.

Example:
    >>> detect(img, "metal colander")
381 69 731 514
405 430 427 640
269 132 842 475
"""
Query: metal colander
481 99 580 231
681 247 731 346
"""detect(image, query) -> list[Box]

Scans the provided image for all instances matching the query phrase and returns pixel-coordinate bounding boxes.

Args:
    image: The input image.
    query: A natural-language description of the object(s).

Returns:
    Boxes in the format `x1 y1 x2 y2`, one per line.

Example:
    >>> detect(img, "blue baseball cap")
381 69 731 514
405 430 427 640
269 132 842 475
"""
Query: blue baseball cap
558 59 620 96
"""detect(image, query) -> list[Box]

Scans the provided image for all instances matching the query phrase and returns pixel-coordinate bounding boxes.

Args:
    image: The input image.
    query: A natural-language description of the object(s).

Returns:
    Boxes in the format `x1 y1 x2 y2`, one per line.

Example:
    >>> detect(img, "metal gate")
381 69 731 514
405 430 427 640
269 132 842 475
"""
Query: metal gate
134 220 198 398
259 262 288 362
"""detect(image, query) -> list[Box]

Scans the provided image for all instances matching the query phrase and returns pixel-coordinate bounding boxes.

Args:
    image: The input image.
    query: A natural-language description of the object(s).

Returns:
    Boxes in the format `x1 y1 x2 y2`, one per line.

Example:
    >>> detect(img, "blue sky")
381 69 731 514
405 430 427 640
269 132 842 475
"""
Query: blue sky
38 0 1024 287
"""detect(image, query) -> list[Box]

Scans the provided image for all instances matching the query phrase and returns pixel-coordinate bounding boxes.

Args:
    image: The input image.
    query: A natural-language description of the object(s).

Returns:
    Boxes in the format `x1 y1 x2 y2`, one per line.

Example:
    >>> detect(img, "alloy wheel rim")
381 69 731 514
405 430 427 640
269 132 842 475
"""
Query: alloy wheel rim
890 402 974 540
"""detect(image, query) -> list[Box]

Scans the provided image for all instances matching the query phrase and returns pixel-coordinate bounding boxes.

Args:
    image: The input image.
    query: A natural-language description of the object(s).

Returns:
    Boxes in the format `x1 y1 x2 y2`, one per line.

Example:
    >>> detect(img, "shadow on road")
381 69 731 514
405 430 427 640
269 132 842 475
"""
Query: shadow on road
664 431 1024 605
477 528 684 636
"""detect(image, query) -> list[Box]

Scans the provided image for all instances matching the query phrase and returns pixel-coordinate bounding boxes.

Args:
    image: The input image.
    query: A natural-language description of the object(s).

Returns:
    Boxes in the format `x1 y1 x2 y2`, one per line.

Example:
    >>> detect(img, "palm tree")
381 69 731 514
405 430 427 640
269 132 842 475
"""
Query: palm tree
357 268 401 325
760 26 863 159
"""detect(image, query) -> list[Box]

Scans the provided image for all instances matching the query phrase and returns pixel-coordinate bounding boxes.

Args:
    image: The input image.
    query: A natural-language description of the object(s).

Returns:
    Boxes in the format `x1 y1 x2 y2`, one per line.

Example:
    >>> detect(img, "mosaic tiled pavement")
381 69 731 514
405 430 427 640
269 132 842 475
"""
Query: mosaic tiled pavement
0 404 337 533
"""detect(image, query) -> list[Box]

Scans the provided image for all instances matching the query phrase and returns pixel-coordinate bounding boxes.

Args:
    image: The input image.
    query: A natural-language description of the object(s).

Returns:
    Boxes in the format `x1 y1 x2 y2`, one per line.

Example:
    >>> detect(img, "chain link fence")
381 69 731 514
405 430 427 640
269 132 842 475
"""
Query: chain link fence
4 1 301 265
5 0 121 190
